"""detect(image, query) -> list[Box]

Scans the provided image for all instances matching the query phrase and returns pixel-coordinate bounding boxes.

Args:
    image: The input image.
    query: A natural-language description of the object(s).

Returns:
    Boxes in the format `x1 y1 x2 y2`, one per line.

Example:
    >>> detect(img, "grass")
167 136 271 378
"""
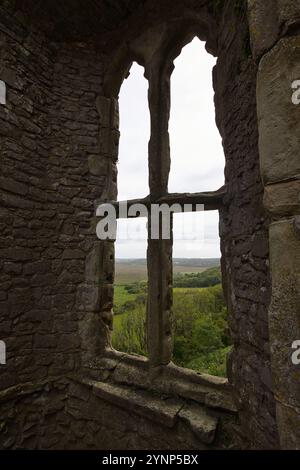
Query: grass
185 346 231 377
174 287 203 294
114 285 203 312
112 282 230 377
112 266 230 377
114 285 137 310
113 311 125 328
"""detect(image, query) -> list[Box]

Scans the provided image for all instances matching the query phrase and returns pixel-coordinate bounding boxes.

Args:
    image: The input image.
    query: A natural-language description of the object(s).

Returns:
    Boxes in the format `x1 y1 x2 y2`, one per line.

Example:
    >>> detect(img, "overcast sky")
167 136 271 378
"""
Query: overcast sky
115 38 225 259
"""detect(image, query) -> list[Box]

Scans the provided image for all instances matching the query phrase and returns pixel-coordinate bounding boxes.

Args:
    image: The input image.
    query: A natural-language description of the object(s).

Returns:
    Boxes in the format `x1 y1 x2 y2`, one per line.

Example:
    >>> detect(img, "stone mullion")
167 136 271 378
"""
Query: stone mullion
146 61 173 367
96 96 120 351
80 95 119 364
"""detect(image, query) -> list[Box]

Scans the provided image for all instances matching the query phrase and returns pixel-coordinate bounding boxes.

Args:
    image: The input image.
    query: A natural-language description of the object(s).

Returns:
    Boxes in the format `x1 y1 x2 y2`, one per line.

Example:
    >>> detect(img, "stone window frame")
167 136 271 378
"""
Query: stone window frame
99 23 227 370
82 18 236 428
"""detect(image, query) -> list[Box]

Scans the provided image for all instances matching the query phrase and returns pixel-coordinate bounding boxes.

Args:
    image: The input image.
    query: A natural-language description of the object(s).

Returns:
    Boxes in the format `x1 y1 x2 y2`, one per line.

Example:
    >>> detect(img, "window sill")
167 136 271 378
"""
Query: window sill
81 349 238 415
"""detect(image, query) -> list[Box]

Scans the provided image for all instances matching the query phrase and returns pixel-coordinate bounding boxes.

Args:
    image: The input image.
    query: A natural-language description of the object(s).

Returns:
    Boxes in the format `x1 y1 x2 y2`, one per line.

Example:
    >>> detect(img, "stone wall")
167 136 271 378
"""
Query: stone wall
1 0 299 450
0 2 59 389
251 0 300 449
216 0 279 449
0 2 110 388
47 42 109 368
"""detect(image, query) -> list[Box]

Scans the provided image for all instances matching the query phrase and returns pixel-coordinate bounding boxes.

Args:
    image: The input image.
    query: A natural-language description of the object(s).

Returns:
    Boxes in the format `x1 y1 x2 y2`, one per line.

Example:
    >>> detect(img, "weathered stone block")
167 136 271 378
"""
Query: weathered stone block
111 98 119 130
88 155 108 176
62 249 85 260
34 334 58 349
178 404 218 445
76 284 101 312
0 177 28 196
264 180 300 216
248 0 279 59
24 261 51 276
57 334 80 351
257 36 300 184
96 96 111 128
78 312 107 357
269 219 300 449
4 262 22 275
85 242 114 283
99 127 111 155
111 130 120 159
101 284 114 311
277 0 300 33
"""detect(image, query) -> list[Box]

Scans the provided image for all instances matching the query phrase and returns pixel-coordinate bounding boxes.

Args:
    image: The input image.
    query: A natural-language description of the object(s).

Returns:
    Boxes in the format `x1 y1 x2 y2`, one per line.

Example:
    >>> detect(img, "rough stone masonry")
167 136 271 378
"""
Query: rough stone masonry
0 0 299 450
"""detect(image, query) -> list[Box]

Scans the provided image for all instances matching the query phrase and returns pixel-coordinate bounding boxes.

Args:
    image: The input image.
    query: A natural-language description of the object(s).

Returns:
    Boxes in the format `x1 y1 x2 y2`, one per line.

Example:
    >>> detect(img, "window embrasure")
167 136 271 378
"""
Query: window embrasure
97 32 227 374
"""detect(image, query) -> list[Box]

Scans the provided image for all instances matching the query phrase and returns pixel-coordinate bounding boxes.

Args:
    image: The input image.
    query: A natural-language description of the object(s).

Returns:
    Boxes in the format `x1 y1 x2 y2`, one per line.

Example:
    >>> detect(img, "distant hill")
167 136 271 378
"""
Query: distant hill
116 258 220 267
172 258 220 268
115 258 220 284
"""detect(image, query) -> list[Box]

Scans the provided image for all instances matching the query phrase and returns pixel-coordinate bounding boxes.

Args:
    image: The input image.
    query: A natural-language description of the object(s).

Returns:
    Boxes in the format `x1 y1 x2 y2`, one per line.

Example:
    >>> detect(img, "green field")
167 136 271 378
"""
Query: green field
112 266 231 377
113 286 204 322
115 285 205 298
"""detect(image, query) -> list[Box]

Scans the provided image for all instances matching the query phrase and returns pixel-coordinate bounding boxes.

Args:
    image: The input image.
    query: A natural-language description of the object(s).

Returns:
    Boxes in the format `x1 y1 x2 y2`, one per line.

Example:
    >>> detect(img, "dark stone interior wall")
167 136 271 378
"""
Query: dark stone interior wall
216 1 279 449
46 42 107 371
0 5 107 388
0 4 59 389
0 3 114 449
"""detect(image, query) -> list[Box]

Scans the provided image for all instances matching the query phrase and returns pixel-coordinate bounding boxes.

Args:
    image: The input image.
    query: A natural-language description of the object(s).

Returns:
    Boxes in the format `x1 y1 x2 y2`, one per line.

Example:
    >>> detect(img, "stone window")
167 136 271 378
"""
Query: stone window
101 34 226 370
110 180 225 368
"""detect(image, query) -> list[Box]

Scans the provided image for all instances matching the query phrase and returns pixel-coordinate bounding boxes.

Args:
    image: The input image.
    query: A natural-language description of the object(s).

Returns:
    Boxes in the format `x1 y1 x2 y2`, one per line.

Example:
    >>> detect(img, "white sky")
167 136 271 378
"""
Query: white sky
115 38 224 259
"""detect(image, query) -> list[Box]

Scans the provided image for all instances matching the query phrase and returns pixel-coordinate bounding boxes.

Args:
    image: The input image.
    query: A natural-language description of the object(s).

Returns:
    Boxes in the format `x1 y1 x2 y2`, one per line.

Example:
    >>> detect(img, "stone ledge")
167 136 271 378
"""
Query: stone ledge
179 403 218 445
82 351 238 414
86 379 183 428
80 378 218 445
